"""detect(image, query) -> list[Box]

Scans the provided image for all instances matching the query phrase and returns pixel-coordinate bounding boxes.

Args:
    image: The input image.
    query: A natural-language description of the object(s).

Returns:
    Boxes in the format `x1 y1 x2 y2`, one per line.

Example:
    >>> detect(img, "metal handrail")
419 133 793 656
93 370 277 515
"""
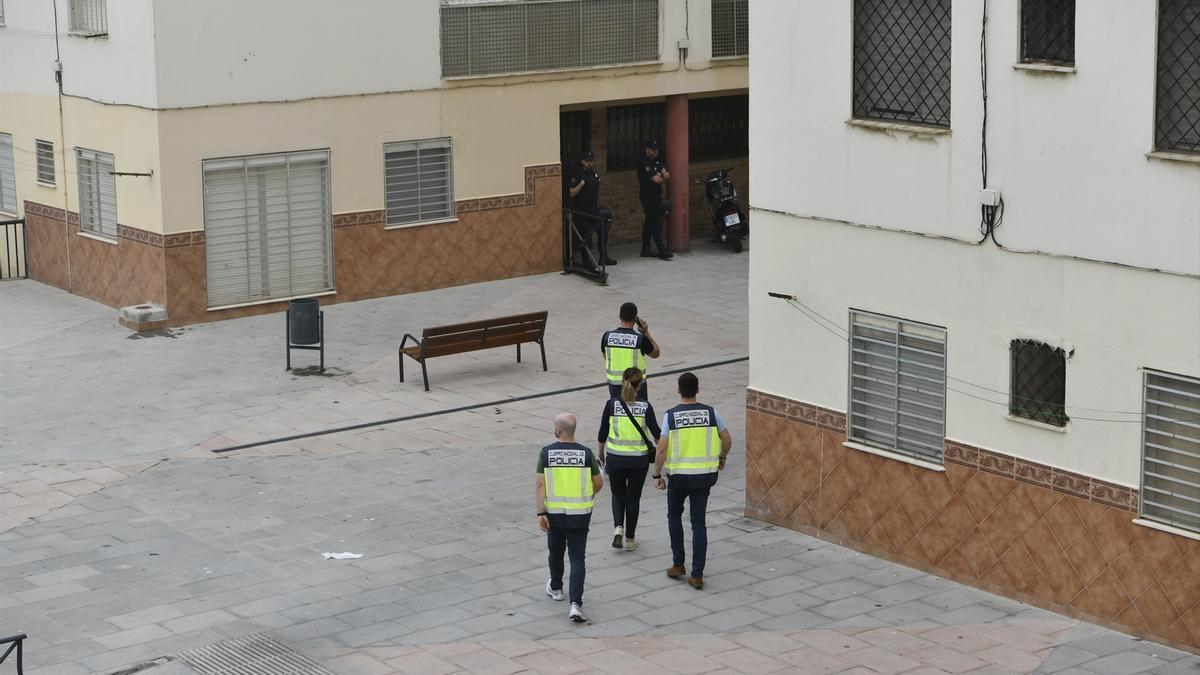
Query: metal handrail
0 633 26 675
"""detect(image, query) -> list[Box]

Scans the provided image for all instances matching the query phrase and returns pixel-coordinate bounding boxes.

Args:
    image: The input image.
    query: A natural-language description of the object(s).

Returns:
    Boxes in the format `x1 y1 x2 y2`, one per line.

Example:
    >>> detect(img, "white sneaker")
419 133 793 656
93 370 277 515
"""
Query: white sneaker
569 602 587 622
624 537 639 551
612 526 624 549
545 579 564 601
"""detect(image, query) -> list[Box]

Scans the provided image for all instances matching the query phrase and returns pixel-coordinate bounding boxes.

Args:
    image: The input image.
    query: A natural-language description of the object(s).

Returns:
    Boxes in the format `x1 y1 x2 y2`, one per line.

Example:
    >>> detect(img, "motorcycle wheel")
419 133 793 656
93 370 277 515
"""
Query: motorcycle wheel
730 225 743 253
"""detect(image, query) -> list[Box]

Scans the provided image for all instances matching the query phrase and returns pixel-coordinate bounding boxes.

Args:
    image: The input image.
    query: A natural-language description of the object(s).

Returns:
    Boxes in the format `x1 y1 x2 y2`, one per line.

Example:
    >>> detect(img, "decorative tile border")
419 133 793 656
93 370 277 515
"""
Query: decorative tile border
746 388 1139 512
332 210 385 228
163 231 206 248
27 201 205 248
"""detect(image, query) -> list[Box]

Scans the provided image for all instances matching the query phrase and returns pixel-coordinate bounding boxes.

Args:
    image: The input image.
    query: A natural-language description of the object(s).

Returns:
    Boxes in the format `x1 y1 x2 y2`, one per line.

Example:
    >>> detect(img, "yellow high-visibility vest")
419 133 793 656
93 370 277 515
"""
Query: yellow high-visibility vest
544 446 595 515
663 404 720 476
607 399 651 457
604 330 646 385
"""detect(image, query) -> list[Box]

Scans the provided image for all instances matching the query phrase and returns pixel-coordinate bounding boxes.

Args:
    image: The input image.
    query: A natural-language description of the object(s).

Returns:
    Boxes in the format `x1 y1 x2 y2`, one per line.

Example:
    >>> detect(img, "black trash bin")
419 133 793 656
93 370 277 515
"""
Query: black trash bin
286 298 324 371
288 298 321 345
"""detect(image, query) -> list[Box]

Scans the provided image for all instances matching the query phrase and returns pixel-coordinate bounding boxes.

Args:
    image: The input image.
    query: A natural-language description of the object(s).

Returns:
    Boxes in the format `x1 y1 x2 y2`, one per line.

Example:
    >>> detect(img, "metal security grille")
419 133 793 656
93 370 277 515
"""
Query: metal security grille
1021 0 1074 64
36 140 55 185
1009 340 1068 427
384 138 454 227
711 0 748 57
1141 370 1200 533
849 311 947 463
607 102 664 169
690 95 748 162
176 633 335 675
852 0 952 128
0 134 15 215
1156 0 1200 153
0 1 5 26
202 151 333 308
441 0 659 78
70 0 107 35
76 148 117 237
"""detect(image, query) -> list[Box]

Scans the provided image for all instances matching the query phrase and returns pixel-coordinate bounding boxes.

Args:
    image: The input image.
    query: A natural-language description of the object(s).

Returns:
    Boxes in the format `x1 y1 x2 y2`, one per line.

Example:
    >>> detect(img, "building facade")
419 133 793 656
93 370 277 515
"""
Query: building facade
748 0 1200 652
0 0 748 326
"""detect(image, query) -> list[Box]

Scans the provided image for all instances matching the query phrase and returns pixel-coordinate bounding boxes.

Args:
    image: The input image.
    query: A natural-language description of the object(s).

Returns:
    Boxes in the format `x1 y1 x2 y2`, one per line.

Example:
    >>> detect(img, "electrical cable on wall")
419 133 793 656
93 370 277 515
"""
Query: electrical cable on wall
766 292 1180 424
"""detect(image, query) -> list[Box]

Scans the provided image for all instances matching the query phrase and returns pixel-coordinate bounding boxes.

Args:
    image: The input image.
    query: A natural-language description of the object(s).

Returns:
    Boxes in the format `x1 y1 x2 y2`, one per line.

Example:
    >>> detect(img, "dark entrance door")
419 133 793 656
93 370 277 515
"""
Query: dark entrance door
558 110 605 283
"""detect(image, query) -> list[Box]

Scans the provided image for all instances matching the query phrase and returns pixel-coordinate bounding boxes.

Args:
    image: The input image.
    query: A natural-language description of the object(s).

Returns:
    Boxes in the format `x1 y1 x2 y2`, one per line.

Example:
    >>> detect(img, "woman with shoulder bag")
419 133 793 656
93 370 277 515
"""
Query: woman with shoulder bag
597 367 661 551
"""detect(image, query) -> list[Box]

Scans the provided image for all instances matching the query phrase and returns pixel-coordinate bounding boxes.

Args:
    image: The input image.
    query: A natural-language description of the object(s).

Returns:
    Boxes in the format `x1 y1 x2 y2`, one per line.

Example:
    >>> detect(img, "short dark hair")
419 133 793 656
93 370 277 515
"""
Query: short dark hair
619 302 638 322
678 372 699 398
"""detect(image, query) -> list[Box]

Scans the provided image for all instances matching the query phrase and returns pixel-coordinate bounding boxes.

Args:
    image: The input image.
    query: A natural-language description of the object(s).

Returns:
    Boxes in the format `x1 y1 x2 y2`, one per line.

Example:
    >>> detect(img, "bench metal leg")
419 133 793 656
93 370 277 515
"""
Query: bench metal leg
421 361 430 392
517 343 522 363
398 349 405 382
539 340 548 371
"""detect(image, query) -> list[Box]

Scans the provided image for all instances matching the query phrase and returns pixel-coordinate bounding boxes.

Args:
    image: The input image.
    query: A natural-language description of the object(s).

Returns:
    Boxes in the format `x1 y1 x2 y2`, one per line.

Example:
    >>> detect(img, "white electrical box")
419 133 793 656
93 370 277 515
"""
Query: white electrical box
979 188 1001 207
677 39 691 50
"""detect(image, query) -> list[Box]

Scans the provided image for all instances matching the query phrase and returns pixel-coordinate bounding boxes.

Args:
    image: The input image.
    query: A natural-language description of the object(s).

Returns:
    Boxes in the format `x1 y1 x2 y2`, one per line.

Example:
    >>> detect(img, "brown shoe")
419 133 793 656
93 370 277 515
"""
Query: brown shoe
666 565 686 579
687 577 704 589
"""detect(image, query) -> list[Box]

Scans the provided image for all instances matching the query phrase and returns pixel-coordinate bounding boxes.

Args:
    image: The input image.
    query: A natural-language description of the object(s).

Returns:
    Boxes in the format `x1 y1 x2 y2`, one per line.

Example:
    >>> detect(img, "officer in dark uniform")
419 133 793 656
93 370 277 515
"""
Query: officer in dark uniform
568 152 617 266
636 140 674 260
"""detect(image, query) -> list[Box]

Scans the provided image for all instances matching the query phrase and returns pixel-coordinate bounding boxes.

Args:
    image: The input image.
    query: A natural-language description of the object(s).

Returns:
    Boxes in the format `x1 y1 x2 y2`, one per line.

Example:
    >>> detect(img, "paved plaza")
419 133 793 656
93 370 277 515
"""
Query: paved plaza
1 245 1197 674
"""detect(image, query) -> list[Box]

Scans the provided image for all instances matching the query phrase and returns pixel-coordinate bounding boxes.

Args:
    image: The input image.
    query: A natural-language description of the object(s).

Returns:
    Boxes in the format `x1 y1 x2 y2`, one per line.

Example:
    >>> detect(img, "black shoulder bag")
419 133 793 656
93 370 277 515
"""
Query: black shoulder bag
618 401 657 463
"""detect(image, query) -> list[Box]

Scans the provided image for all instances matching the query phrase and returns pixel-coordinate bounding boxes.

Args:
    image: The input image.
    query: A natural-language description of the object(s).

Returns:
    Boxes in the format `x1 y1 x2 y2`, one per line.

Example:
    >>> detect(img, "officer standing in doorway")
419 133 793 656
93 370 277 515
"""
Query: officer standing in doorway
568 151 617 267
636 139 674 260
654 372 733 590
602 302 661 399
536 412 604 622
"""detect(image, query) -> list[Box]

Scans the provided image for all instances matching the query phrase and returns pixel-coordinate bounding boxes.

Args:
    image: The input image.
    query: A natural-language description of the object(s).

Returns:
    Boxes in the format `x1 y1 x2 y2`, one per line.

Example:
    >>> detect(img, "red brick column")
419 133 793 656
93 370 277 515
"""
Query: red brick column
665 94 690 252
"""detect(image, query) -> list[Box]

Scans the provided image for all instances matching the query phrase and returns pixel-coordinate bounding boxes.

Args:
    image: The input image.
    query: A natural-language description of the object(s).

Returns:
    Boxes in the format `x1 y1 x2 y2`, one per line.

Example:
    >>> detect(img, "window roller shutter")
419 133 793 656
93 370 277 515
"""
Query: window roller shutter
0 134 17 214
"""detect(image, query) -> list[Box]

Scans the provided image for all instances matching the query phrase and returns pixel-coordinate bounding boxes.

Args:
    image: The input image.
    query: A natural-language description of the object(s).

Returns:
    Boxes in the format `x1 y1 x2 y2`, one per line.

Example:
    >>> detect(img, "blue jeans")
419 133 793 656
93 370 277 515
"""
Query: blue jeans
547 526 587 605
667 484 710 578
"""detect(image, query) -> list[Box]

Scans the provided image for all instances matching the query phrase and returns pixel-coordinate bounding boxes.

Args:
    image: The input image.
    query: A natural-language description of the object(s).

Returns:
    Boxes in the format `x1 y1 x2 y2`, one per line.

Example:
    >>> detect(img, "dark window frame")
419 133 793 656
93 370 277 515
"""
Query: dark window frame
689 95 748 163
1020 0 1075 65
1155 0 1200 153
605 103 665 171
1009 340 1069 427
851 0 953 129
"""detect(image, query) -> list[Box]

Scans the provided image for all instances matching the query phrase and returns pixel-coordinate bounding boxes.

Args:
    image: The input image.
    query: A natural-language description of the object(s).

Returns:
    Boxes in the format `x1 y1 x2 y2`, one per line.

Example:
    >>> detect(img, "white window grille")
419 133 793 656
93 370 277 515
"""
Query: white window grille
1141 370 1200 534
76 148 117 237
384 138 454 227
36 140 55 185
202 150 333 308
440 0 660 78
848 310 947 464
70 0 107 36
0 133 15 214
711 0 748 58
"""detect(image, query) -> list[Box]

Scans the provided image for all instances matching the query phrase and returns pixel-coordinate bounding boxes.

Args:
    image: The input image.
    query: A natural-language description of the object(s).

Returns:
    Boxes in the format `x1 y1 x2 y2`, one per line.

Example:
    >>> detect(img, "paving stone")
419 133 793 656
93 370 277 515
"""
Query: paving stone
1079 651 1169 674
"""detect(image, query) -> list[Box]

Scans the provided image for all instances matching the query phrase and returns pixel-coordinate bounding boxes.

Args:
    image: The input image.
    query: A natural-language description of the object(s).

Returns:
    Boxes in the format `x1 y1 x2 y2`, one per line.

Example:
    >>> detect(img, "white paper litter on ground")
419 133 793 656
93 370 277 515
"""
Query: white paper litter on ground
322 552 363 560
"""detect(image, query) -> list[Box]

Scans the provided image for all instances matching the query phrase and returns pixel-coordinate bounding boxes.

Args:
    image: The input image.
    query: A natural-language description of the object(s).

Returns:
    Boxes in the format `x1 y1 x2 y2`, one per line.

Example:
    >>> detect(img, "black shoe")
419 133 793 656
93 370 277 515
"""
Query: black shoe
603 257 618 266
640 250 656 258
658 252 674 260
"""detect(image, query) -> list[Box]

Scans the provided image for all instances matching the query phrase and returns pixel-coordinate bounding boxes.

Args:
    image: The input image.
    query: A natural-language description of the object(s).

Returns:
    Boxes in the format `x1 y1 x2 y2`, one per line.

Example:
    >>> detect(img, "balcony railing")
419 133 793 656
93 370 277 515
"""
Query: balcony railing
440 0 659 78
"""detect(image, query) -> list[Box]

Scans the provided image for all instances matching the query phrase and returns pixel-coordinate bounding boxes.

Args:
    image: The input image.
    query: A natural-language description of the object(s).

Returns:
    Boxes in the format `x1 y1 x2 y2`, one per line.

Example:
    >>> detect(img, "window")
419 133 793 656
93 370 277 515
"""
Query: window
69 0 107 36
711 0 748 58
607 103 664 170
440 0 659 78
1020 0 1074 65
36 140 55 185
1155 0 1200 153
1009 340 1068 427
1141 370 1200 534
0 133 15 215
76 148 117 237
202 151 333 308
690 95 749 162
852 0 952 128
848 310 947 464
384 138 454 227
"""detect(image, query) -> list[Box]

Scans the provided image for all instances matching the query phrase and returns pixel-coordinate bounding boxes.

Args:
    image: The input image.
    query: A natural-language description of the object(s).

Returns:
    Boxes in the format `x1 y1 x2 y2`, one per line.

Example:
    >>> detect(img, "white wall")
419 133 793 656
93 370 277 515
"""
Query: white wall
748 213 1200 487
750 0 1199 277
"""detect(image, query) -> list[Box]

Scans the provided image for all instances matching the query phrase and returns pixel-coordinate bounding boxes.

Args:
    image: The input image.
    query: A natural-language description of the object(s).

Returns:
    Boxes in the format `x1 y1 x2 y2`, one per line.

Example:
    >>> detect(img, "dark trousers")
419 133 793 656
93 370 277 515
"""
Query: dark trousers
640 197 669 254
574 207 611 259
547 526 588 605
607 381 648 400
607 464 649 538
667 484 710 578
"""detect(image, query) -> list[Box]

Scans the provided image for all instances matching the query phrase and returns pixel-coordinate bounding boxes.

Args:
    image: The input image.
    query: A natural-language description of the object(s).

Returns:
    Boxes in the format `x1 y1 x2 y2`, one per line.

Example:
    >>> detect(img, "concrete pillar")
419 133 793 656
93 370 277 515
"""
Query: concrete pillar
665 94 689 252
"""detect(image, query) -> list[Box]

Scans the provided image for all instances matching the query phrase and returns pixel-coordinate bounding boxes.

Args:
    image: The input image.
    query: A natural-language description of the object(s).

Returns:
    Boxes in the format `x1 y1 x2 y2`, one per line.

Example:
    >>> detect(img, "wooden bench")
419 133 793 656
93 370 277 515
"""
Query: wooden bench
399 311 549 391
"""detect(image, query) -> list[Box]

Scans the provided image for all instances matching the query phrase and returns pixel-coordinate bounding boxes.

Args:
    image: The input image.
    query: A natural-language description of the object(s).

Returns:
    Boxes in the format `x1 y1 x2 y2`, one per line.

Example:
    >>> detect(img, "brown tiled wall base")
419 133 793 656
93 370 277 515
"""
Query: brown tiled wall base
24 164 563 327
745 389 1200 654
24 202 166 309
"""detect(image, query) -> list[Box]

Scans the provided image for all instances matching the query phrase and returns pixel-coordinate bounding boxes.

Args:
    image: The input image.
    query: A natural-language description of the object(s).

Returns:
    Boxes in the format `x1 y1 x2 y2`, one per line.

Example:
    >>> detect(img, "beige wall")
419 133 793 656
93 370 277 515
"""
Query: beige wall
0 94 163 231
157 63 748 234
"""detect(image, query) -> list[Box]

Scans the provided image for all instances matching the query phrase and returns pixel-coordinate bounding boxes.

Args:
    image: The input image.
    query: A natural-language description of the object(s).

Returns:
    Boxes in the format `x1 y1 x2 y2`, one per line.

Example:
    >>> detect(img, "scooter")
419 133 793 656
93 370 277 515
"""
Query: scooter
699 168 748 252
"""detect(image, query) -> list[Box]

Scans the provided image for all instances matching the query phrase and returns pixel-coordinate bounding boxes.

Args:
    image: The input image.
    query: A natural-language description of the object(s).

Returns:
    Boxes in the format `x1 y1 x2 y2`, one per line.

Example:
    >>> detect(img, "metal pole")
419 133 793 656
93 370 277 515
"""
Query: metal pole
285 309 291 371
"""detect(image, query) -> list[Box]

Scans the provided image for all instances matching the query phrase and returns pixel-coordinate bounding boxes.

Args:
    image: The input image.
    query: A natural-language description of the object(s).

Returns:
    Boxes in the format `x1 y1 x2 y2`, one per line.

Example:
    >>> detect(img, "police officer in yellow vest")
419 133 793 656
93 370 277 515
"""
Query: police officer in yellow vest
536 412 604 622
597 367 661 552
654 372 733 590
602 302 661 399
